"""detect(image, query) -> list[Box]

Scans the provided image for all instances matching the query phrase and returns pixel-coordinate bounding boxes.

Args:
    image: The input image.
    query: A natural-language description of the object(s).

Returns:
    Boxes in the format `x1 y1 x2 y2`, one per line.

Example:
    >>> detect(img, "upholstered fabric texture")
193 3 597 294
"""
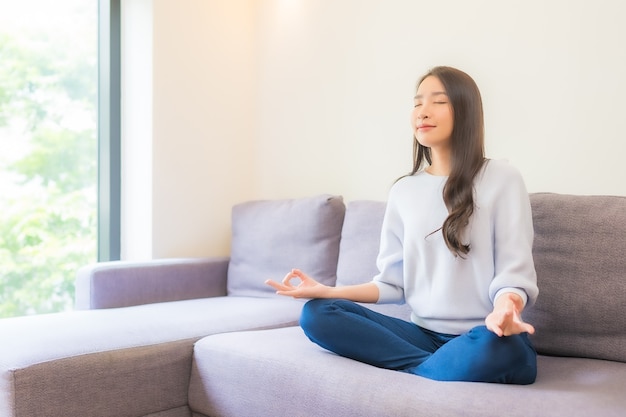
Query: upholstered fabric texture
227 194 345 297
189 326 626 417
0 296 304 417
335 200 386 286
75 258 229 309
336 200 412 320
144 407 192 417
337 195 626 362
12 340 194 417
524 193 626 362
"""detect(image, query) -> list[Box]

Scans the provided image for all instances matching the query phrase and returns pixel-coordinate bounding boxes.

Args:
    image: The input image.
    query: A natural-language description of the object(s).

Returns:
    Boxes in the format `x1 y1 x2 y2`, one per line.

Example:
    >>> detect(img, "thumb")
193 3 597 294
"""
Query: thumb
522 322 535 335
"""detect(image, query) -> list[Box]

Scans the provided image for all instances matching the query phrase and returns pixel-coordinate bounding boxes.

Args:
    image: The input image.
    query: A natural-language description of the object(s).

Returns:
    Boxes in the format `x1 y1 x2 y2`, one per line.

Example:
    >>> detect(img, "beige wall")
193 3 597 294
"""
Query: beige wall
123 0 257 259
123 0 626 259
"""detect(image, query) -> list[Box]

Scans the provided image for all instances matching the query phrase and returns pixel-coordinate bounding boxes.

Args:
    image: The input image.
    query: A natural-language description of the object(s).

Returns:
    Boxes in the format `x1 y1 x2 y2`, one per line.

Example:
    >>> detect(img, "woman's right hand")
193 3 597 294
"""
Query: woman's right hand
264 269 330 299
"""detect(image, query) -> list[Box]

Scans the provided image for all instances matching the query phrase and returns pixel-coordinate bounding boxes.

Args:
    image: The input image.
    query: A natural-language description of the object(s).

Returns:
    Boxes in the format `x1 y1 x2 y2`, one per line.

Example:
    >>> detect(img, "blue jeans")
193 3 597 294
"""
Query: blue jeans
300 299 537 384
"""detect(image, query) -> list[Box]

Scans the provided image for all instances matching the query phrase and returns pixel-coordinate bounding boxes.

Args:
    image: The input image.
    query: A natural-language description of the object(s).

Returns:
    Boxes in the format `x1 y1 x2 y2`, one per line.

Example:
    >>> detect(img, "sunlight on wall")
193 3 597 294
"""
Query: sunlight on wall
121 0 153 260
135 0 626 259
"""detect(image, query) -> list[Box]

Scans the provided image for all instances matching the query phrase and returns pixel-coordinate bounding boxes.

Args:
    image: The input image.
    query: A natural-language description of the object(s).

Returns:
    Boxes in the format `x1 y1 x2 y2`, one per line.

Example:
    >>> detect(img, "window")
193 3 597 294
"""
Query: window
0 0 114 317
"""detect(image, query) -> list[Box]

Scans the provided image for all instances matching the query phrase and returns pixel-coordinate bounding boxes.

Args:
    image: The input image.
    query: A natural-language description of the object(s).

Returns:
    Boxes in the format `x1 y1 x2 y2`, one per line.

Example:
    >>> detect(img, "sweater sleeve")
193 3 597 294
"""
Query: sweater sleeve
372 191 406 304
487 162 539 307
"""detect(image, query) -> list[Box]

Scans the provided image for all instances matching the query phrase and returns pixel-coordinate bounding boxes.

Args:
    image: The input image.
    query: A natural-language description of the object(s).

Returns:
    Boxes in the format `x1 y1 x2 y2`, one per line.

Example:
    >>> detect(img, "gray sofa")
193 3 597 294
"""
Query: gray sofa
1 193 625 417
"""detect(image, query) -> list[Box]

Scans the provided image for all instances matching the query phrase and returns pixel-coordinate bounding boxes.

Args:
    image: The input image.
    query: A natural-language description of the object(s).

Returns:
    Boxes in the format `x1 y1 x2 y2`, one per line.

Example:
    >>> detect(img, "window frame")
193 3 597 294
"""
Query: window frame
98 0 121 261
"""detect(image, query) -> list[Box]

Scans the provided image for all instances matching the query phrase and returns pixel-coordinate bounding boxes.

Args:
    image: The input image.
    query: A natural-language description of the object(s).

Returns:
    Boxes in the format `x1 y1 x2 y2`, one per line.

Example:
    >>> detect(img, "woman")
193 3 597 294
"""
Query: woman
265 66 539 384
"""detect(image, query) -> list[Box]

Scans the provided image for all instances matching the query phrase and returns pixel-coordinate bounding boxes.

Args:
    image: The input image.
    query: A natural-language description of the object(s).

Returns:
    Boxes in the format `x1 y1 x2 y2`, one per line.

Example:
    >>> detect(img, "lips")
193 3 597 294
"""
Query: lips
417 124 435 131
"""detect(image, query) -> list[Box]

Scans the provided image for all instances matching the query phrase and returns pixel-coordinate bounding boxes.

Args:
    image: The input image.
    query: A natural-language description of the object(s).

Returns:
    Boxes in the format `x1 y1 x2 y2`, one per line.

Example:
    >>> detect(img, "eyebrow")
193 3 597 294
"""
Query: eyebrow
414 91 448 99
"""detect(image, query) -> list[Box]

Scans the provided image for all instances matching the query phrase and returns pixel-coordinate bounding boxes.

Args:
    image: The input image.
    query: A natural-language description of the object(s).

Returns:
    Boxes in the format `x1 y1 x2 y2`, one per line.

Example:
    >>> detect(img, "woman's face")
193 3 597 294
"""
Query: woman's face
411 75 454 151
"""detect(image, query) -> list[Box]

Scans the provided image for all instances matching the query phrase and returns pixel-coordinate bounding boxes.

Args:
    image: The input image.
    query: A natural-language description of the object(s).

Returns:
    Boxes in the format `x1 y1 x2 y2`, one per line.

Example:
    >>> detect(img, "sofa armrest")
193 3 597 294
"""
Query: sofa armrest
75 257 230 310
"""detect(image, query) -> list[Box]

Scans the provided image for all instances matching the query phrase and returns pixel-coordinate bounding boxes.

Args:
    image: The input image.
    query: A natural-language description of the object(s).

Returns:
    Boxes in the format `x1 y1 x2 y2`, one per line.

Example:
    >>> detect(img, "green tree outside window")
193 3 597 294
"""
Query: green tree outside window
0 1 97 317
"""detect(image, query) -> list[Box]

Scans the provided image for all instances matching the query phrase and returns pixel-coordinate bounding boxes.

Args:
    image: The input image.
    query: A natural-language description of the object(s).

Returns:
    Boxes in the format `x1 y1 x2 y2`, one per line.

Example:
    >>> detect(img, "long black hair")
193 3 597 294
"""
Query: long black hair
410 66 486 257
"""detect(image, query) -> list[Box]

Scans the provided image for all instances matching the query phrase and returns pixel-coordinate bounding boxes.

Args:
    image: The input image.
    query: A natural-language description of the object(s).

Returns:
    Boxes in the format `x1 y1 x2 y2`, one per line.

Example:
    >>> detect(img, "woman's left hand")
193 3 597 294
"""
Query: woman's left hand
485 293 535 337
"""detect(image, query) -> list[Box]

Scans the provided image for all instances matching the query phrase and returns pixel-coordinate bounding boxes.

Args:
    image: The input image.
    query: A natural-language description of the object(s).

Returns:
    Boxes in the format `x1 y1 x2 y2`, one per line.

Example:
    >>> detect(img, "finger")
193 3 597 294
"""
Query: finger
281 270 301 286
291 269 305 278
264 279 290 292
491 325 504 337
283 269 311 287
487 325 503 337
485 318 504 337
512 314 535 335
523 323 535 335
276 290 299 298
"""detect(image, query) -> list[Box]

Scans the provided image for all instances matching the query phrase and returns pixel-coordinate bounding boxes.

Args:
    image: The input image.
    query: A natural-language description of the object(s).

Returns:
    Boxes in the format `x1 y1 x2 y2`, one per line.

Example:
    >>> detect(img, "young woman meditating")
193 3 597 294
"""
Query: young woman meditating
265 66 538 384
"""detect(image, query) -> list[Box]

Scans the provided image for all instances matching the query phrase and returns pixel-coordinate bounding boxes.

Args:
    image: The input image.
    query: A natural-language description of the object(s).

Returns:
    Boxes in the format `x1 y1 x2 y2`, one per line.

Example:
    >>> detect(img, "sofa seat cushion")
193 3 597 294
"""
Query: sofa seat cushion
189 326 626 417
227 194 345 297
0 297 304 417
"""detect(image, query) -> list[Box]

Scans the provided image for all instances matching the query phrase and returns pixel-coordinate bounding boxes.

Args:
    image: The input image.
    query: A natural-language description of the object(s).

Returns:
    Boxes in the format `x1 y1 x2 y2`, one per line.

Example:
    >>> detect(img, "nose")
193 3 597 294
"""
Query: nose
417 101 430 120
415 104 429 121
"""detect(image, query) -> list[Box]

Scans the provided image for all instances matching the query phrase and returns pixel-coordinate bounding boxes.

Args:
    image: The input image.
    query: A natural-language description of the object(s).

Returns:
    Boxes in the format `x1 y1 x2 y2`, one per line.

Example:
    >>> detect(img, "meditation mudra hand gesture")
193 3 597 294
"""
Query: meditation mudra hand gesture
263 66 539 385
266 269 535 337
265 269 327 299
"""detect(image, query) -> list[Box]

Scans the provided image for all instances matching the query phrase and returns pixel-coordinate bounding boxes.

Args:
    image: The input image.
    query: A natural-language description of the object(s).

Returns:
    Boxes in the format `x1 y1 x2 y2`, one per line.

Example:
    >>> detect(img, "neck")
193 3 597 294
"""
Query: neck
426 148 451 176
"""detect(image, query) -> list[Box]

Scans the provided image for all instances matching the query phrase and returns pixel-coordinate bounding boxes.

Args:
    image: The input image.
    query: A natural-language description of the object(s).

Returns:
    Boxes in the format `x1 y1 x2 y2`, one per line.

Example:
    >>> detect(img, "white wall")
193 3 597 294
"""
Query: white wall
123 0 626 259
253 0 626 200
121 0 153 260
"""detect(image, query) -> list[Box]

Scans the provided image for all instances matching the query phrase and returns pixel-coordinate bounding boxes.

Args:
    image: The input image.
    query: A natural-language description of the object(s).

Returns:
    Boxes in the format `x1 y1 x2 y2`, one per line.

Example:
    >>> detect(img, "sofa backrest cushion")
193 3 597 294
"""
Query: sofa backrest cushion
335 201 385 287
227 195 345 297
524 193 626 362
336 195 626 363
335 200 412 320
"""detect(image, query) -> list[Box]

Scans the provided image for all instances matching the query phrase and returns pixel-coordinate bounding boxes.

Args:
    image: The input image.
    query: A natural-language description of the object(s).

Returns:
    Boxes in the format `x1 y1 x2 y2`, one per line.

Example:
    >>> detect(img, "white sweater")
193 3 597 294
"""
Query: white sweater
373 159 538 335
